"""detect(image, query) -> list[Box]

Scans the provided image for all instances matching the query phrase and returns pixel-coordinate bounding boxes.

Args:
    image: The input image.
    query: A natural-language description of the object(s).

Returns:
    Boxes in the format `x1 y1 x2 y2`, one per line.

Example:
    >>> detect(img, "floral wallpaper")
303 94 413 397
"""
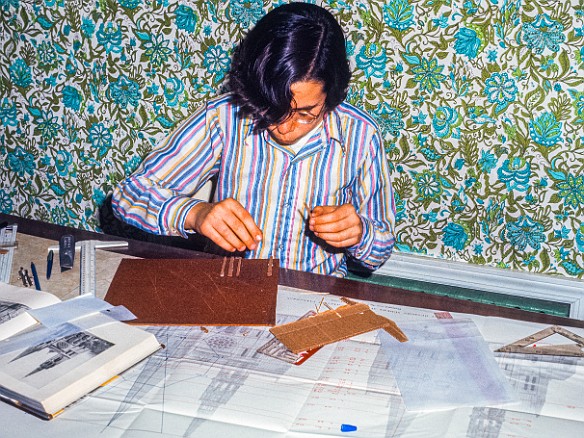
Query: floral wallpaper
1 0 584 278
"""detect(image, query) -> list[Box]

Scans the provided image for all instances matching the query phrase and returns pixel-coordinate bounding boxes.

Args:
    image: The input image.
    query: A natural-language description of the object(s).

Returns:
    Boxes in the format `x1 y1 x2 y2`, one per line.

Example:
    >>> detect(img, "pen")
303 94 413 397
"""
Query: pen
341 424 357 432
46 250 54 280
30 262 41 291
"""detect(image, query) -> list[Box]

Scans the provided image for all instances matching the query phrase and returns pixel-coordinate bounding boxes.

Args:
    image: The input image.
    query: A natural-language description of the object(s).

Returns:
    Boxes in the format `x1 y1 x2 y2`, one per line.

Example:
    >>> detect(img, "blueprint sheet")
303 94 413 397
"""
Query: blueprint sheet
2 286 583 437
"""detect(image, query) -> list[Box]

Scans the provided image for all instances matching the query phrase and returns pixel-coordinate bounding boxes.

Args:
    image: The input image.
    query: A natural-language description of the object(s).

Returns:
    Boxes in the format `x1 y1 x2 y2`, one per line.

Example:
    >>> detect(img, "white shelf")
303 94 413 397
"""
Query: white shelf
378 252 584 319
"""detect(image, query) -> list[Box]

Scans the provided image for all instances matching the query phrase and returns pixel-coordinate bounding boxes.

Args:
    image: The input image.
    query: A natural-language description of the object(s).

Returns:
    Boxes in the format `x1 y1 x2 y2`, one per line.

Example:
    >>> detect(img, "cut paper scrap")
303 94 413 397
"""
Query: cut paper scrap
257 311 323 365
269 297 408 354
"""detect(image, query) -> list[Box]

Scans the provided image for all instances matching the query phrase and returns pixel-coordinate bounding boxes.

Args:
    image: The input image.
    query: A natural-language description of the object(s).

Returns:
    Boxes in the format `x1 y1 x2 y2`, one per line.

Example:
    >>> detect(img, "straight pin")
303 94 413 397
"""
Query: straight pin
267 258 273 277
236 257 242 277
228 257 235 277
220 256 228 277
323 302 342 318
315 296 325 313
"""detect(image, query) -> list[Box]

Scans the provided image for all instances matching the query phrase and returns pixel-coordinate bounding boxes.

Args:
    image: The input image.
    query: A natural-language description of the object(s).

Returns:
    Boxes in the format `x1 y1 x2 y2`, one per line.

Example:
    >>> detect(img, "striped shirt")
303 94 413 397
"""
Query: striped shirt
112 94 396 277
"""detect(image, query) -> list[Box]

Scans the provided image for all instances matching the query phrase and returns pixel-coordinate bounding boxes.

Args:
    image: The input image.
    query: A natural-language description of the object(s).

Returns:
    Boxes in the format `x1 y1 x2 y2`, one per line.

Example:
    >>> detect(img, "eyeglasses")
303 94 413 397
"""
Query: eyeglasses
280 105 325 125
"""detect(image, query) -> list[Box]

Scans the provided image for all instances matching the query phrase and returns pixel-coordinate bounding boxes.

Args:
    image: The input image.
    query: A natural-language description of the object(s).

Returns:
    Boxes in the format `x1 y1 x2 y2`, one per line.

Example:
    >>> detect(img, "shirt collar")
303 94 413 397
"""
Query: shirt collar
323 108 344 152
245 108 346 155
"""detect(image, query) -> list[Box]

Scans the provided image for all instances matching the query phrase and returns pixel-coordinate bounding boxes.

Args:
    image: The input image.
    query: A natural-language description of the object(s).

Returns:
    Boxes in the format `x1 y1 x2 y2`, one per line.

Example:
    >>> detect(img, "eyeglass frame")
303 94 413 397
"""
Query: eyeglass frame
278 103 326 126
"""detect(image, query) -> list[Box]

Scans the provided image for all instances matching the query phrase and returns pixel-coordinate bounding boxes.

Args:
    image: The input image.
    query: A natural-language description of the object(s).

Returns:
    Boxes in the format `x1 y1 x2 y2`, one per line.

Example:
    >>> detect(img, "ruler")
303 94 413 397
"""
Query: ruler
0 224 18 283
79 240 128 295
48 239 128 295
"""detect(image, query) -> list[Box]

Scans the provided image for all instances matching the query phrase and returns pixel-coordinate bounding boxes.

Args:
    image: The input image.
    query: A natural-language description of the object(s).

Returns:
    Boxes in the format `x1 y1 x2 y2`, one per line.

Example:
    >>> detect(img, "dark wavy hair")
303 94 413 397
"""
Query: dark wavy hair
227 2 351 131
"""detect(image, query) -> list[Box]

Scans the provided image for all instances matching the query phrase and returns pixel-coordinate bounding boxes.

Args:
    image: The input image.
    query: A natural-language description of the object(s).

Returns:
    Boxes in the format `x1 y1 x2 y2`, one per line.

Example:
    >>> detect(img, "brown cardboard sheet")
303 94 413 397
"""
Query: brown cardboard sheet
104 257 278 326
269 298 408 354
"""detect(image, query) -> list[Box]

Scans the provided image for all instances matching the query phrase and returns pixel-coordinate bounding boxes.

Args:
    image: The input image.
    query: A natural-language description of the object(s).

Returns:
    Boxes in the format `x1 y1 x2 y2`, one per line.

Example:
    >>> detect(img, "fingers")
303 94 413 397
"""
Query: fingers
187 200 361 252
189 199 262 252
309 204 363 248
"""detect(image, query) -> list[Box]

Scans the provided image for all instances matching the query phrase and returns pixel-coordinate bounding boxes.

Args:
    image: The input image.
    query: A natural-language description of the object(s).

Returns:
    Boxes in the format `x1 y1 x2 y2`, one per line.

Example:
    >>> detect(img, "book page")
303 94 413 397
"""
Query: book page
0 284 61 341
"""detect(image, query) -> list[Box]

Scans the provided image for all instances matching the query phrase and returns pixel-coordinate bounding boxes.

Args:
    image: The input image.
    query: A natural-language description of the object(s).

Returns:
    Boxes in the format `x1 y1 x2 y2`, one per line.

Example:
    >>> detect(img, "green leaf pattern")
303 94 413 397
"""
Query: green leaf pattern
1 0 584 277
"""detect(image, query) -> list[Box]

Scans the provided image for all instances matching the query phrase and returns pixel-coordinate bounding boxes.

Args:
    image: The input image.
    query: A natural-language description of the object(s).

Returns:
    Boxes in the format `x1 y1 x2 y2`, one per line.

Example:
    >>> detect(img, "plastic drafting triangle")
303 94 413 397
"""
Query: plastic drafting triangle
495 325 584 357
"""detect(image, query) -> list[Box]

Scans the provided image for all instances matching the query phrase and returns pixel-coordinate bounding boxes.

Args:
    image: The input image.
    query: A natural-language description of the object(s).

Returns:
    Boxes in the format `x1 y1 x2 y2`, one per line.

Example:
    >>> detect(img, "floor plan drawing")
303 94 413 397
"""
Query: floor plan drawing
0 287 582 437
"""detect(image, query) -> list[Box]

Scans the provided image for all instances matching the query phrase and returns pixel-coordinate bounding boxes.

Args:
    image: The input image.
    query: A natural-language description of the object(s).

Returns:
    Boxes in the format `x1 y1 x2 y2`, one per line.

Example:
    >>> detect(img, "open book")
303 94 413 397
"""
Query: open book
0 283 161 419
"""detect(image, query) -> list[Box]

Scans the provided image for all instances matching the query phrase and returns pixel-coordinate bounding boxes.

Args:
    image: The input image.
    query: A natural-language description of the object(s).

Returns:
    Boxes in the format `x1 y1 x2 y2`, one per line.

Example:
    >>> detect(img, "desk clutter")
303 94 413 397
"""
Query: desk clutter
0 284 161 419
1 229 132 301
0 221 583 436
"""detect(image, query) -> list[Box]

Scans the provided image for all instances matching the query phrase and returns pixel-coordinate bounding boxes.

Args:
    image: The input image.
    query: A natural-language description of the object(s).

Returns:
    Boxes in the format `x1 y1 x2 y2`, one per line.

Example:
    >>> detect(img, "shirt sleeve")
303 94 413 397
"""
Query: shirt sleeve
346 128 396 270
111 102 223 238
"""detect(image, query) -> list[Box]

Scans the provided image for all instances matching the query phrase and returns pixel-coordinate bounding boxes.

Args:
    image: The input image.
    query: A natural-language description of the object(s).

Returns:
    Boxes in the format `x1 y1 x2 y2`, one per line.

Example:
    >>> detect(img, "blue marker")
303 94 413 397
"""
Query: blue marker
341 424 357 432
46 250 54 280
30 262 41 291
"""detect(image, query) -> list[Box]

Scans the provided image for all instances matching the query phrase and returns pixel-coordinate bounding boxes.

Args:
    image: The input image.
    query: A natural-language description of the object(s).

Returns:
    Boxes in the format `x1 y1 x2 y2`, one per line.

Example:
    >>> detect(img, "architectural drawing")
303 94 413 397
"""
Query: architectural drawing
10 331 113 377
0 288 582 437
496 354 579 413
0 300 28 324
467 407 506 437
105 321 291 434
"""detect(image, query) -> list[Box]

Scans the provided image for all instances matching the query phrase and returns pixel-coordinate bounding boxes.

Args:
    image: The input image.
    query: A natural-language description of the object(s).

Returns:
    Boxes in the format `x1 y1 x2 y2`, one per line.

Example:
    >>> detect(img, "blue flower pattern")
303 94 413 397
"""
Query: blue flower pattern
356 43 387 79
498 158 531 192
484 72 518 114
454 28 481 59
556 174 584 209
0 98 18 126
88 123 113 158
506 216 546 251
375 104 404 139
228 0 264 28
522 14 566 54
1 1 584 277
9 59 32 88
97 23 123 55
175 5 198 34
529 112 562 147
0 189 13 213
63 86 82 112
383 0 415 31
6 146 36 177
432 106 460 138
107 75 141 109
443 222 468 251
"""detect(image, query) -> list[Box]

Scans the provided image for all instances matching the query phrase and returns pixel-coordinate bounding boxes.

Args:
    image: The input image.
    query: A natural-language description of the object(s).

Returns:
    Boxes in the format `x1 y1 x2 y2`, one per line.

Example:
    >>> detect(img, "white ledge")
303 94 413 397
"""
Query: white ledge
378 252 584 319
